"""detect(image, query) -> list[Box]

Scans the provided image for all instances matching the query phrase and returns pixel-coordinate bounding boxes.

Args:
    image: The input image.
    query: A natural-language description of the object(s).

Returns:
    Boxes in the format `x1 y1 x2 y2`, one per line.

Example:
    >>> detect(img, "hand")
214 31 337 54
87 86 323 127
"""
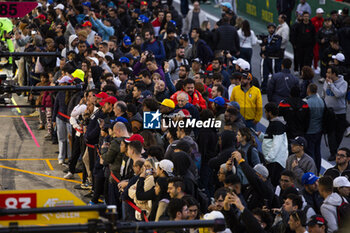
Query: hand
326 77 333 84
226 158 233 172
140 166 146 178
223 192 235 211
140 52 147 63
99 119 105 129
164 61 169 73
292 159 298 169
262 206 270 212
231 192 245 212
231 151 243 162
118 180 128 190
262 46 266 51
53 122 56 128
99 157 104 165
208 204 220 212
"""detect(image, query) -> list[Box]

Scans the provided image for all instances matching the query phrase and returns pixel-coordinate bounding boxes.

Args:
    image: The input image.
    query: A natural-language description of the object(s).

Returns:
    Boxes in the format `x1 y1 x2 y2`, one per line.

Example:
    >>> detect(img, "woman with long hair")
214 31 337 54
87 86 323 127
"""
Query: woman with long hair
237 20 258 65
300 66 314 98
200 20 215 51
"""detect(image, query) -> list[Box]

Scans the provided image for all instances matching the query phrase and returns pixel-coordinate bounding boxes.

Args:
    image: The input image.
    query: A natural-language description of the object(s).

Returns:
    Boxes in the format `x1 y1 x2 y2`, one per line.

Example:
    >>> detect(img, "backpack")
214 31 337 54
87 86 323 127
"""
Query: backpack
337 197 350 228
170 58 189 74
247 145 266 167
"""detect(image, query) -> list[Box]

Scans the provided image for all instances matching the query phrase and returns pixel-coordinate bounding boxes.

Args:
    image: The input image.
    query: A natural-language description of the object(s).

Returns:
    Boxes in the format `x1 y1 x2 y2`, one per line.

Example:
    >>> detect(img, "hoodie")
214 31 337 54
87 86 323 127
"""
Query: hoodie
320 192 345 233
61 34 79 58
323 75 348 114
259 117 288 168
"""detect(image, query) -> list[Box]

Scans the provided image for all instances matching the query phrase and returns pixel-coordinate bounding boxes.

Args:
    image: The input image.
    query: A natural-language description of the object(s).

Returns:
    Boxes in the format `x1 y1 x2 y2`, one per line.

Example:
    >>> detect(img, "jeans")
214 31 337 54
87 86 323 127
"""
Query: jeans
305 131 322 174
56 117 71 162
262 57 282 91
295 46 313 72
266 162 284 187
240 47 253 65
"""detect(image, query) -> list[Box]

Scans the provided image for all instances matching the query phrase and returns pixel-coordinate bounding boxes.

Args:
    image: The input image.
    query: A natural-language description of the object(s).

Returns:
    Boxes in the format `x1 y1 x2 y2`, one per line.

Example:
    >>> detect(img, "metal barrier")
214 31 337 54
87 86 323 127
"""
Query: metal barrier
0 52 61 57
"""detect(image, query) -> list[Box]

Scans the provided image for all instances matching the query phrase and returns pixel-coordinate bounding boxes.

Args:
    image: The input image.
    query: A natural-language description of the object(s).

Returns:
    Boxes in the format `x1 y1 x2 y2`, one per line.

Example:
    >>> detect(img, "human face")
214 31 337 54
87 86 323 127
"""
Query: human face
217 167 226 182
192 62 200 71
114 104 121 117
132 86 140 99
211 86 218 98
193 1 200 11
306 183 319 193
215 195 225 210
184 83 195 96
78 43 87 53
336 150 349 166
177 48 185 58
240 75 251 88
291 144 302 154
146 61 155 71
94 35 102 44
188 205 198 220
88 91 96 104
167 182 178 198
155 80 165 92
338 186 350 197
177 95 188 108
236 131 243 143
303 13 310 23
178 66 187 79
81 62 88 72
212 60 220 71
288 214 299 231
158 12 164 22
191 30 198 40
278 15 284 24
102 102 113 113
118 71 128 82
268 26 275 35
108 41 116 51
166 12 172 22
280 175 293 190
308 225 325 233
283 198 297 213
111 63 119 75
144 32 151 41
180 205 189 220
135 36 142 45
126 80 134 91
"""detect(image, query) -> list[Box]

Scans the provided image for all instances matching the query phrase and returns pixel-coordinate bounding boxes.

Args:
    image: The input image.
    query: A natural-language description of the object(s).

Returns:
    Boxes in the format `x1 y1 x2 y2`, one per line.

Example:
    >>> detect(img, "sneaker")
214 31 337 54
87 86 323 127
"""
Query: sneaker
345 126 350 137
318 77 325 83
58 160 64 165
314 68 320 75
63 172 74 179
29 111 39 117
80 182 92 190
63 168 69 173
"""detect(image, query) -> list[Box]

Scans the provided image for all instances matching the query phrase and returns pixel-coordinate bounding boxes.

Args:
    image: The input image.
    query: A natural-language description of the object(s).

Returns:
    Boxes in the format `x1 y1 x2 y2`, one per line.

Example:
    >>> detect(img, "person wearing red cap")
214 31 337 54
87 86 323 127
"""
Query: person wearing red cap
95 92 109 104
82 21 96 46
100 96 118 118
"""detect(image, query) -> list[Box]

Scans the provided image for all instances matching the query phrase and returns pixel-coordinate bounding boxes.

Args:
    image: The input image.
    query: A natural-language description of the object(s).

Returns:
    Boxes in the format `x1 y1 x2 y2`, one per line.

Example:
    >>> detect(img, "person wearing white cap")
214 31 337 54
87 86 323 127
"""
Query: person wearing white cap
96 51 112 73
54 3 65 15
333 176 350 201
156 159 174 177
332 53 345 64
310 8 325 74
203 211 232 233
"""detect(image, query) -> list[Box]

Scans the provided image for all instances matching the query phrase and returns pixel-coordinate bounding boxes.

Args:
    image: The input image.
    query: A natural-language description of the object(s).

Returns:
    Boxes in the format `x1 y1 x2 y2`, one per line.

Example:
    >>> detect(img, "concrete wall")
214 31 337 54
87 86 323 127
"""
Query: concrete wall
237 0 349 24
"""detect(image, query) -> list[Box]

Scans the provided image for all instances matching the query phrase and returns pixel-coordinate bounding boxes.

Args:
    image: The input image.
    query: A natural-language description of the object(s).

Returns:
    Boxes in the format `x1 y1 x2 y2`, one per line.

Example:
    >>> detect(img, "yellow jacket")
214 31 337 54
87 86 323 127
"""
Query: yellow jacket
230 85 263 123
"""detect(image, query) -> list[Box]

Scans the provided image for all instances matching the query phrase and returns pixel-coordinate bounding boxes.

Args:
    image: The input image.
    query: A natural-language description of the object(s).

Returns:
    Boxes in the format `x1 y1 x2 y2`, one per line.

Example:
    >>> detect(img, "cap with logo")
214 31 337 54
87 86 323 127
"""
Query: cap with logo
159 159 174 176
88 56 99 66
226 101 240 110
95 92 109 99
316 8 324 14
307 215 327 227
124 134 144 144
240 61 250 71
232 58 245 65
333 176 350 188
192 58 202 64
332 53 345 62
82 1 91 8
290 136 307 147
71 69 85 82
180 34 189 41
209 96 226 106
97 51 105 58
161 99 175 109
54 3 65 10
100 96 118 106
137 15 149 24
302 172 319 185
82 21 92 27
123 36 132 46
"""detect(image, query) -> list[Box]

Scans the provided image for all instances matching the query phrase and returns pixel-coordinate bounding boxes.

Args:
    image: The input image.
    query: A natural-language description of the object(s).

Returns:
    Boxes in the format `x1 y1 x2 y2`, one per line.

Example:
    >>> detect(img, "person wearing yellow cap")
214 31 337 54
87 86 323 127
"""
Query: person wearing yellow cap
71 69 85 82
160 99 175 114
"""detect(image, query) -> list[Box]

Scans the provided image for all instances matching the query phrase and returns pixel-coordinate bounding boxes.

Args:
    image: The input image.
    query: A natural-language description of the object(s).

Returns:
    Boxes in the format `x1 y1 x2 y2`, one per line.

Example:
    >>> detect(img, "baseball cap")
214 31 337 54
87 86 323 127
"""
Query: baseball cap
88 57 99 66
58 76 73 84
123 36 132 46
95 92 109 99
140 1 148 5
209 96 226 106
82 1 91 8
240 61 250 71
35 14 46 20
159 159 174 176
169 20 176 27
332 53 345 62
71 69 85 82
203 210 224 220
254 164 269 178
114 116 129 124
96 51 105 58
82 21 92 27
124 134 144 144
119 57 130 64
54 3 65 10
220 2 232 10
179 34 189 41
307 215 327 227
99 96 118 106
241 72 252 81
333 176 350 188
226 101 240 110
133 8 141 14
232 58 244 65
161 99 175 109
137 15 149 24
316 8 324 14
192 58 202 64
302 172 319 185
290 136 307 147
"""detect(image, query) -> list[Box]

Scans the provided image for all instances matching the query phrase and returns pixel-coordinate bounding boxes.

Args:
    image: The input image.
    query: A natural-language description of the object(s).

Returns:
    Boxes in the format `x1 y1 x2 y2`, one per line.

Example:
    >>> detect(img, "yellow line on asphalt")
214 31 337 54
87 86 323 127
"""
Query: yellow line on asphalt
10 97 21 113
45 159 54 171
0 165 81 184
0 115 34 118
0 158 57 161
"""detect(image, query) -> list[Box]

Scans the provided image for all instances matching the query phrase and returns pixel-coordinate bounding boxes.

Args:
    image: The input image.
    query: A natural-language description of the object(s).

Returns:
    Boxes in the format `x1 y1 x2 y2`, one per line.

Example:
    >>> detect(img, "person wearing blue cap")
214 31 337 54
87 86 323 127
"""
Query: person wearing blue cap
121 35 132 54
286 136 317 188
209 97 226 132
119 57 130 68
301 172 323 215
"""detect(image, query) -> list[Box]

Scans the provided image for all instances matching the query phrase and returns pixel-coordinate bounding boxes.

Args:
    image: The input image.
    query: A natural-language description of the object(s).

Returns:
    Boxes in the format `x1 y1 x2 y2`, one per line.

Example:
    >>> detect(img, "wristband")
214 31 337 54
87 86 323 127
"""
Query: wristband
238 159 245 165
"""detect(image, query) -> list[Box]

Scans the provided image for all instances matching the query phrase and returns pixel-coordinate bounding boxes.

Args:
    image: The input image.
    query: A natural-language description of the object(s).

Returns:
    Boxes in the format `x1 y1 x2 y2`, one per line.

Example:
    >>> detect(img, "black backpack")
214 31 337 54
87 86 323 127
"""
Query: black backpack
247 145 266 167
337 197 350 228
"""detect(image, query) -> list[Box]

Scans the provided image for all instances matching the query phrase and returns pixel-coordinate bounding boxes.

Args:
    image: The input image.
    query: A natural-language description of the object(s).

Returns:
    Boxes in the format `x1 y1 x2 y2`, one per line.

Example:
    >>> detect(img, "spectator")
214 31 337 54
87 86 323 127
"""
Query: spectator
296 0 311 15
276 14 290 54
190 28 214 65
276 0 296 26
183 1 208 35
301 172 323 214
288 210 308 233
307 215 328 233
237 20 258 65
214 16 240 57
324 148 350 180
141 29 166 65
311 8 325 73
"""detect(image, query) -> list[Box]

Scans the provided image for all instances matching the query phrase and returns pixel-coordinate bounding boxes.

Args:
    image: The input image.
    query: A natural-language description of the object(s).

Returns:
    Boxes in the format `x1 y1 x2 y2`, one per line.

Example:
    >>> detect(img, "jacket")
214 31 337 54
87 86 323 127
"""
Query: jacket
214 23 240 54
183 9 208 34
101 137 126 182
192 39 213 65
301 189 324 215
278 97 310 139
89 17 114 41
277 0 296 14
267 69 299 103
320 192 345 233
129 175 155 218
338 26 350 59
230 85 263 123
236 143 260 186
324 163 350 180
286 153 317 188
141 40 166 65
52 91 69 123
317 26 337 52
294 21 316 48
259 117 288 168
171 90 207 110
275 22 290 49
260 34 283 58
306 94 324 134
323 75 348 114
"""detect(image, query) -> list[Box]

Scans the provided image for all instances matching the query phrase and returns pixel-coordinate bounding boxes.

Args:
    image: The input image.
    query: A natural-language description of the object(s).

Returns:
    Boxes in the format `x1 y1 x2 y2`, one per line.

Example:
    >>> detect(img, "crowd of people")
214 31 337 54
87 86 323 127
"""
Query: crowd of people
2 0 350 232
